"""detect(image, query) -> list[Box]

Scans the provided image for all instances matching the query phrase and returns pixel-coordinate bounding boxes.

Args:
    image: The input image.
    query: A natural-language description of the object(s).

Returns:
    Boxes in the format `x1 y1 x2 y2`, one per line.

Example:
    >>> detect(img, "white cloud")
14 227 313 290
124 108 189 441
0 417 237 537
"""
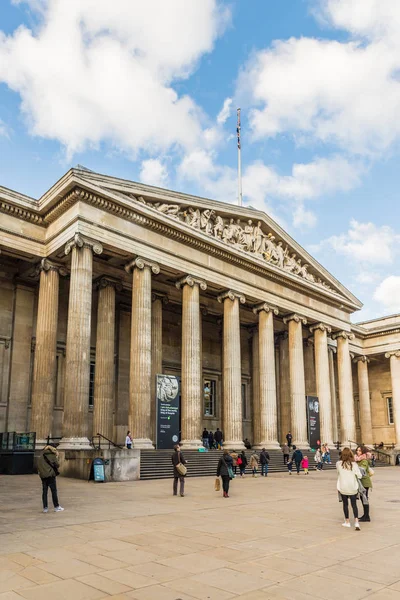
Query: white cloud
217 97 232 124
0 0 229 158
373 276 400 314
239 0 400 156
318 220 400 265
292 205 317 229
355 271 380 285
139 158 168 188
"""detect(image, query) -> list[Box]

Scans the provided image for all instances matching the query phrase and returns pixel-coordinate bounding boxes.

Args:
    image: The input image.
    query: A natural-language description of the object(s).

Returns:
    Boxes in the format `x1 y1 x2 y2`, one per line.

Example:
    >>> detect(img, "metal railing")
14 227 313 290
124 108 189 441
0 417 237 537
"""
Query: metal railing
91 433 124 450
348 440 392 464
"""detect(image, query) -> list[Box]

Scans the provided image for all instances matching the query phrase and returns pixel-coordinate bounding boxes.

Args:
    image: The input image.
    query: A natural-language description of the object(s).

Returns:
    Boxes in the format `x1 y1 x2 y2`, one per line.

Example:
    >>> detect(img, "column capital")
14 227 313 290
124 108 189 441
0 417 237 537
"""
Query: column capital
95 276 123 292
328 344 337 354
151 292 169 305
65 233 103 256
175 275 207 291
283 313 307 326
35 258 67 277
353 355 370 364
332 330 355 341
217 290 246 304
124 257 160 275
253 302 279 316
385 350 400 359
310 322 332 334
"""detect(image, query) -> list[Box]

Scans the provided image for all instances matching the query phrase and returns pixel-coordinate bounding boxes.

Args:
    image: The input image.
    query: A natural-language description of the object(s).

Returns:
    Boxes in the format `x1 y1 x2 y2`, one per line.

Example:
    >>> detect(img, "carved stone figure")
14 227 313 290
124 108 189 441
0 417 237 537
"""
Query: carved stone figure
154 203 180 217
200 209 214 234
240 220 255 252
213 215 224 239
253 221 264 254
185 207 200 228
223 218 236 244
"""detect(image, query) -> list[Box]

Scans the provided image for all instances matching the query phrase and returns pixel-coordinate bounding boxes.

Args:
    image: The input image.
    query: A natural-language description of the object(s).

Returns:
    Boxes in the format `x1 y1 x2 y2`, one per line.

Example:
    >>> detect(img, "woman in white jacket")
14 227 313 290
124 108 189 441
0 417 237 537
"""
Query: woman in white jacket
336 447 362 531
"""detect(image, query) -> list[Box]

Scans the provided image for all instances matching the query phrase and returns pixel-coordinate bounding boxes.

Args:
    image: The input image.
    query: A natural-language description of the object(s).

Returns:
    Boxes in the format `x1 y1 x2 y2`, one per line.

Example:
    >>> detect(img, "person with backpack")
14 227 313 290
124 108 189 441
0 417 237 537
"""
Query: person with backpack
291 445 303 475
238 450 247 476
282 443 290 465
217 449 234 498
37 444 64 513
214 428 223 450
259 448 270 477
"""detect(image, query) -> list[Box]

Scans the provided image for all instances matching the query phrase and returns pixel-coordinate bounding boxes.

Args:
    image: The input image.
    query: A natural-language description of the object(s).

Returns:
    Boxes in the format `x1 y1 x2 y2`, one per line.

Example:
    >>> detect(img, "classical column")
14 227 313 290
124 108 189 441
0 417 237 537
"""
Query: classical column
385 351 400 447
59 234 103 449
332 331 356 446
283 314 309 448
125 257 160 448
253 303 280 449
353 356 373 445
310 323 333 446
252 329 261 448
176 276 207 449
328 347 339 443
151 293 167 442
93 277 121 443
217 290 246 450
278 332 291 444
30 259 65 447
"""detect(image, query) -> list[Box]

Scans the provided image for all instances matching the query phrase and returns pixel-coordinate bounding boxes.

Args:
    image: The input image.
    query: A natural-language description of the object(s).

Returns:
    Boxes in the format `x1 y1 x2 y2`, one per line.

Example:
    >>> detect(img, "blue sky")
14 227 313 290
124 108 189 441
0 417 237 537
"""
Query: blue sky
1 0 400 322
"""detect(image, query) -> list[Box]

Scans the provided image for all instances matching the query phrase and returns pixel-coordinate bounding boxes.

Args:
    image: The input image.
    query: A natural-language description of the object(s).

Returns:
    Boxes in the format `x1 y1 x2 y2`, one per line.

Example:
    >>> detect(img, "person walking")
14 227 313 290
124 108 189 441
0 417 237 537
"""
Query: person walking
260 448 270 477
171 444 186 497
217 449 234 498
125 431 133 449
238 450 247 476
336 447 362 531
286 431 293 447
208 430 214 450
324 443 331 464
214 428 223 450
314 448 323 471
301 454 309 475
202 428 209 449
250 451 259 477
355 445 373 522
291 446 303 475
282 443 290 465
37 444 64 513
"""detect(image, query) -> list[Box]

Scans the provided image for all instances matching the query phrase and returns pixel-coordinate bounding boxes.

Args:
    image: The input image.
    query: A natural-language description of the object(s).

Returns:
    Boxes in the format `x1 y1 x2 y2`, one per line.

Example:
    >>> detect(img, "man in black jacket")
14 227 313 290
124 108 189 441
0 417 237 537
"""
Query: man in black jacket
260 448 270 477
291 445 303 475
286 431 293 447
214 428 223 450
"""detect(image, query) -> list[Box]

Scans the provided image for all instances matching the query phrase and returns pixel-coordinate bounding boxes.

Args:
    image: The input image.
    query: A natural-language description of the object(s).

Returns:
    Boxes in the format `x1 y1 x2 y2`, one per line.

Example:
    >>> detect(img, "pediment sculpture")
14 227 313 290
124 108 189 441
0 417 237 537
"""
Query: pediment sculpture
136 197 330 290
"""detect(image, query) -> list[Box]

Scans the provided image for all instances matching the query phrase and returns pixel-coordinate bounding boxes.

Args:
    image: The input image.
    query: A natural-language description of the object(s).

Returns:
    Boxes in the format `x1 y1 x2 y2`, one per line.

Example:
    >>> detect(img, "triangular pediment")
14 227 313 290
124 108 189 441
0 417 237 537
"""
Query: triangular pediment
70 167 362 310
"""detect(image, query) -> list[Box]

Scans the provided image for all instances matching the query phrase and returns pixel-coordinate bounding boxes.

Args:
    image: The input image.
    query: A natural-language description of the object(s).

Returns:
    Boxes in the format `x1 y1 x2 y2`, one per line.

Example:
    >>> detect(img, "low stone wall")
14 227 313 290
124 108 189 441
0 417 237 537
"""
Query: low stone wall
58 448 140 481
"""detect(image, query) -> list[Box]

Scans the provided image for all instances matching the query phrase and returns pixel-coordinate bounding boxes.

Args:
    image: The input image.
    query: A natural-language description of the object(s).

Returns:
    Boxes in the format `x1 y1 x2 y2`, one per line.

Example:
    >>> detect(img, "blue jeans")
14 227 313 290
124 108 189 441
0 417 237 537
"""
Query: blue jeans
261 464 268 476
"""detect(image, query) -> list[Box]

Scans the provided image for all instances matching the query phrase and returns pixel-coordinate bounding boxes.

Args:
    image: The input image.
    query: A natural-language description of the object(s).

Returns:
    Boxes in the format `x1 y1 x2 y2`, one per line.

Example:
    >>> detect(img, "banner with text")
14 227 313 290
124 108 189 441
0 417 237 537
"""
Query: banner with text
156 375 181 449
306 396 320 450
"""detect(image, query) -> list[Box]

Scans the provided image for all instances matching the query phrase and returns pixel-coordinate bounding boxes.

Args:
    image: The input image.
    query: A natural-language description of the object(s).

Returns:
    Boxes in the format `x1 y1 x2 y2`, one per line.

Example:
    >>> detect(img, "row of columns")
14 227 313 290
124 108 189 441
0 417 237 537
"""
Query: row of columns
30 233 400 450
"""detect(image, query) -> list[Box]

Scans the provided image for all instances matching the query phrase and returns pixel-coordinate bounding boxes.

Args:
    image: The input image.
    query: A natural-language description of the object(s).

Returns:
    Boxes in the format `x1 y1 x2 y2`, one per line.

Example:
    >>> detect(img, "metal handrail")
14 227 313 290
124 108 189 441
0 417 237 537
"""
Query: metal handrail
348 439 392 464
92 433 124 450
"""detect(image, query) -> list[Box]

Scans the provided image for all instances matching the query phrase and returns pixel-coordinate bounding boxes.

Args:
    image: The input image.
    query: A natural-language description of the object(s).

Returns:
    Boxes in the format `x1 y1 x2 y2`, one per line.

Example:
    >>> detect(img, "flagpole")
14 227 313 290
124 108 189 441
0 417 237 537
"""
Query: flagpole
237 108 243 207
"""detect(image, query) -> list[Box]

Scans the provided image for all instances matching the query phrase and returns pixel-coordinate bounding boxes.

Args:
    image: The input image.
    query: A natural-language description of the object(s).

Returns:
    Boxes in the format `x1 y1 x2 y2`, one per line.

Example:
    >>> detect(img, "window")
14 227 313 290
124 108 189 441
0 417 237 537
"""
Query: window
242 383 247 420
387 397 394 425
204 379 216 417
89 362 95 407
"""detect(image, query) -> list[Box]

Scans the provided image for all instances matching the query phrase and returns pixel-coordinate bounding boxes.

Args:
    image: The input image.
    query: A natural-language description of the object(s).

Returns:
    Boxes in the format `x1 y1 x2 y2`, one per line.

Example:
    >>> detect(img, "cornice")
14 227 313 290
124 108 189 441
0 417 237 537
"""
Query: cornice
0 199 44 226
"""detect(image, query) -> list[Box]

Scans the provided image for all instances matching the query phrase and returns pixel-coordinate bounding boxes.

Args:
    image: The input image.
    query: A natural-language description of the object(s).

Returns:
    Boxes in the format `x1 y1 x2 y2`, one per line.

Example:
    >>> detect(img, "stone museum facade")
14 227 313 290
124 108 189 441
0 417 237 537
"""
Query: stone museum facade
0 167 400 452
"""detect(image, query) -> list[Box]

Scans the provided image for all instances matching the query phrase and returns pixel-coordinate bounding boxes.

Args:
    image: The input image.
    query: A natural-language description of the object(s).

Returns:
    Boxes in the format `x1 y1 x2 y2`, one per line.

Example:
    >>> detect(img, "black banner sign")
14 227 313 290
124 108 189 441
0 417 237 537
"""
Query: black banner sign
306 396 320 450
156 375 180 449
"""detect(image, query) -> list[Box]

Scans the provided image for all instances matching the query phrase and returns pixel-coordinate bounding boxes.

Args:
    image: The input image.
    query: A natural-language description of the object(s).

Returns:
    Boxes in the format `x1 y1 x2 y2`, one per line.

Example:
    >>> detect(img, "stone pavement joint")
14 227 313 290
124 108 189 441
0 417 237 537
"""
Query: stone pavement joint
1 469 400 599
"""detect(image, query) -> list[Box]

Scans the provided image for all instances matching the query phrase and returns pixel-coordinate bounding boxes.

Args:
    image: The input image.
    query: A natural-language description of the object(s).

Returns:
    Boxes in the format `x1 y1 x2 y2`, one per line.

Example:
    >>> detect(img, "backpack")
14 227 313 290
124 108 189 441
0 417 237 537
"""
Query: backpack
237 456 242 465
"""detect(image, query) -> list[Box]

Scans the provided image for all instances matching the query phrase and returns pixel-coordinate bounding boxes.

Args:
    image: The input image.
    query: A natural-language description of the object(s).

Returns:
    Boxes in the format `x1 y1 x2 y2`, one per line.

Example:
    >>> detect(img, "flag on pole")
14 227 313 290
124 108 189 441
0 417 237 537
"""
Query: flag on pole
237 108 241 150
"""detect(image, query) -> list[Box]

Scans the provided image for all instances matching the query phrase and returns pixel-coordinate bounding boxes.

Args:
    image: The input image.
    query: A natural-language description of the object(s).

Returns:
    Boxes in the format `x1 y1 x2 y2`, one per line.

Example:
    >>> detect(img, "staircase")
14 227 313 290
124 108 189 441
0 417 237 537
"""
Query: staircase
139 448 354 480
140 448 391 480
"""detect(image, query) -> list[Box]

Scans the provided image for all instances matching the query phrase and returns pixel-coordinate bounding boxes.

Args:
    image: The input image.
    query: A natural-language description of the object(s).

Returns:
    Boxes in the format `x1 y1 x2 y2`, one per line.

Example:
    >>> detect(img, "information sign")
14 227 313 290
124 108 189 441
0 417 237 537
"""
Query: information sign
306 396 320 449
156 375 180 449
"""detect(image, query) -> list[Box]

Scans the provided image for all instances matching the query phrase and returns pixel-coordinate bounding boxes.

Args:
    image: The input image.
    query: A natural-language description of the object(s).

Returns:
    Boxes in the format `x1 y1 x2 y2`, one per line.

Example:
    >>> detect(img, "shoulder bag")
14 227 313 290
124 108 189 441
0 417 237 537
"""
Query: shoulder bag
43 453 59 477
176 452 187 476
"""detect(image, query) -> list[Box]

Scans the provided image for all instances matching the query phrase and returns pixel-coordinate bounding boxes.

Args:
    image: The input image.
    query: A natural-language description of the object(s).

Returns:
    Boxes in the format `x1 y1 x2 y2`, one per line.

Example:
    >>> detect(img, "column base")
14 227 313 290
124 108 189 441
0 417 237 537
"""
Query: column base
293 440 310 450
180 439 203 450
132 438 154 449
57 437 93 450
223 440 246 450
253 441 281 450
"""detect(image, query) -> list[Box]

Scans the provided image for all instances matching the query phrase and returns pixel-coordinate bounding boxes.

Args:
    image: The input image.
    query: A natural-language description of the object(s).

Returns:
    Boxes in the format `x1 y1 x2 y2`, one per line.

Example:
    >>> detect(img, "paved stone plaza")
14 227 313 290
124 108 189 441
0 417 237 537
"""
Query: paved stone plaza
1 469 400 600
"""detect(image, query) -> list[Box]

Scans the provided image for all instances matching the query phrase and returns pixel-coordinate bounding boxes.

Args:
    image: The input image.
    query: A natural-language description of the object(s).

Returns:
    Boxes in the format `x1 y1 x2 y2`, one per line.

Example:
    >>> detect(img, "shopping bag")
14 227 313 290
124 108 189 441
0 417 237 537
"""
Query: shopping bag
215 477 221 491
